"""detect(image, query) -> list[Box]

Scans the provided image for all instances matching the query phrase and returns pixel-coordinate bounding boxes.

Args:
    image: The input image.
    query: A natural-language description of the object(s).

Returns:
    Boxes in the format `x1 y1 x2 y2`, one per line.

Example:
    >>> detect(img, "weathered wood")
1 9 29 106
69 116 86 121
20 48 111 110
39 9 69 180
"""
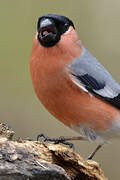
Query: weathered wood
0 123 108 180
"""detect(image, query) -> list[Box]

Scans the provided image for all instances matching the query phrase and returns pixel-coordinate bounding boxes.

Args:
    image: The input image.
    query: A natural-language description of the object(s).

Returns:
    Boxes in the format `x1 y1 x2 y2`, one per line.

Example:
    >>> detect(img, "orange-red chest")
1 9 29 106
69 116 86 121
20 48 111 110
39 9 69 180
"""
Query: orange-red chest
30 33 120 133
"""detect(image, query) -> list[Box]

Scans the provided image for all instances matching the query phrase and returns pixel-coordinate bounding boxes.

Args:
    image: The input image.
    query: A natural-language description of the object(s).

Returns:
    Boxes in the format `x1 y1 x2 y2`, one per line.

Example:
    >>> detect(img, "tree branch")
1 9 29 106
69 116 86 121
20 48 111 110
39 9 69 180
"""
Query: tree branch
0 123 108 180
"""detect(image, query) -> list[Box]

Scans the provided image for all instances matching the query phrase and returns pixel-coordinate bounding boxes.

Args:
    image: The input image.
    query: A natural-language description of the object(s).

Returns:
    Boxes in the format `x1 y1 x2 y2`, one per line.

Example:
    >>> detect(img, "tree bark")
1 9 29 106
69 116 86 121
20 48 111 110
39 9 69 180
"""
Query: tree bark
0 123 108 180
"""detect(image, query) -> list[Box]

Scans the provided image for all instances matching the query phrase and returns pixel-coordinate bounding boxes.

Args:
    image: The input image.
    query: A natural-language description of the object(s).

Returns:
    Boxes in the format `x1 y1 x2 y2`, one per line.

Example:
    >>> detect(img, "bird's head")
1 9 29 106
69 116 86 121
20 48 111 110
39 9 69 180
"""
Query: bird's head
37 14 75 47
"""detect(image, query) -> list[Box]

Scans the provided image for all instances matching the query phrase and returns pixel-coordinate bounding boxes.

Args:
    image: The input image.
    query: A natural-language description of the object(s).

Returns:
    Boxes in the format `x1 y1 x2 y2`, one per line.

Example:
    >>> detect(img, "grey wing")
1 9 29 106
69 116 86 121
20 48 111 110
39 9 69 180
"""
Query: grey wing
67 46 120 109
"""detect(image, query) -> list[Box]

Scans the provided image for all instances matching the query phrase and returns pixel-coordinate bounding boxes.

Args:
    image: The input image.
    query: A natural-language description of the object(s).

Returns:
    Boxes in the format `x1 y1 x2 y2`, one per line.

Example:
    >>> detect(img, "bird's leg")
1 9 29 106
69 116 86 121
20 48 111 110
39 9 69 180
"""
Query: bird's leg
37 133 88 149
87 144 103 160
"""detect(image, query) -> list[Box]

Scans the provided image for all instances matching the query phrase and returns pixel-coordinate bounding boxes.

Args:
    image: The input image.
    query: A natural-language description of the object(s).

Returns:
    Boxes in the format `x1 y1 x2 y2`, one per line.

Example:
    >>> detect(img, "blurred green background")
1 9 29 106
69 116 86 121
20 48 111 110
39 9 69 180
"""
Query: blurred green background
0 0 120 179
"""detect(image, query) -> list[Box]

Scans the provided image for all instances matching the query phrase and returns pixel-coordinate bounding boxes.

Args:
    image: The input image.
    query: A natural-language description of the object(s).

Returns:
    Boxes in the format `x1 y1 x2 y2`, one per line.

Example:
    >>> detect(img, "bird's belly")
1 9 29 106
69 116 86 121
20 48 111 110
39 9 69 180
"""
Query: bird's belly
35 75 120 134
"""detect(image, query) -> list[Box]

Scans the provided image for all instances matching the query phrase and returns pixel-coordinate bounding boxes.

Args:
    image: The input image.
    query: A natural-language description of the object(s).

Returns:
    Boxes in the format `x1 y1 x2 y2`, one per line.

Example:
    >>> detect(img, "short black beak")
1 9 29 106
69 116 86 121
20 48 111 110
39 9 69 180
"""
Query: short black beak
38 18 58 47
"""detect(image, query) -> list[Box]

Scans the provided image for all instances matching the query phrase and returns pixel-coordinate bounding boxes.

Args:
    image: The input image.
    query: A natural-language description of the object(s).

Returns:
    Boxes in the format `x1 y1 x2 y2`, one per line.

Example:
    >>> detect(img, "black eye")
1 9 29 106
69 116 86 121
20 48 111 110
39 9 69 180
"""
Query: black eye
64 23 69 28
59 23 69 34
64 23 70 31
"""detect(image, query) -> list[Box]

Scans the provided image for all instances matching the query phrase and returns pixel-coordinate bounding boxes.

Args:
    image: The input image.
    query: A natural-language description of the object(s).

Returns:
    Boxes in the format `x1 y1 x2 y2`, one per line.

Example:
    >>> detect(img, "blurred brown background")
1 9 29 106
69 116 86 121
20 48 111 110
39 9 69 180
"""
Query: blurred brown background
0 0 120 179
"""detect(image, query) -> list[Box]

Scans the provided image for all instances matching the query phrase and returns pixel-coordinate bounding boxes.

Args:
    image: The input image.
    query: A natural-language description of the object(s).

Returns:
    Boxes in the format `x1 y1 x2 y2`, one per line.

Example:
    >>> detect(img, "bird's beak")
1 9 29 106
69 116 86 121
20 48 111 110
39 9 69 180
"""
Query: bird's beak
38 18 57 43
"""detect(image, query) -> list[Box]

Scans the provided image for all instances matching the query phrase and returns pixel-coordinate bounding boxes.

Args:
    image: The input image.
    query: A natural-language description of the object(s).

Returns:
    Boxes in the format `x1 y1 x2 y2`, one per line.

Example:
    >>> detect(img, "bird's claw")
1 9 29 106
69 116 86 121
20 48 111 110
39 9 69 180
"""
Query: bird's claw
37 133 75 150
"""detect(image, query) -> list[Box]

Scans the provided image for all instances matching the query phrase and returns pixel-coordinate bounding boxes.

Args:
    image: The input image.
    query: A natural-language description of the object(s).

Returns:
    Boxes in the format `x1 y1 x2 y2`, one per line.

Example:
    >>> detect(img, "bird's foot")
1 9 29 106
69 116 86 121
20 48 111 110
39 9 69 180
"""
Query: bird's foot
37 133 88 150
37 133 75 149
87 144 103 160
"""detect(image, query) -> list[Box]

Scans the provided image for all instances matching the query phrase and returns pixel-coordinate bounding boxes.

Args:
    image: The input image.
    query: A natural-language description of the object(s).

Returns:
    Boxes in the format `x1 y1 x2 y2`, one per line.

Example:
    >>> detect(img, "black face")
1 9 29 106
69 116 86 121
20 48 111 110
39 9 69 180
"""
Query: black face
37 14 75 47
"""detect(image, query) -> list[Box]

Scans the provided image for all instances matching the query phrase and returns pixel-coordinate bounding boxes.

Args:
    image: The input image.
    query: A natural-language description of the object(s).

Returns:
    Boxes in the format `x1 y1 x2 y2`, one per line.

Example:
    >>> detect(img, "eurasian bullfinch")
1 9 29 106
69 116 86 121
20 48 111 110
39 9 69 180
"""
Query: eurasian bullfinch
30 14 120 159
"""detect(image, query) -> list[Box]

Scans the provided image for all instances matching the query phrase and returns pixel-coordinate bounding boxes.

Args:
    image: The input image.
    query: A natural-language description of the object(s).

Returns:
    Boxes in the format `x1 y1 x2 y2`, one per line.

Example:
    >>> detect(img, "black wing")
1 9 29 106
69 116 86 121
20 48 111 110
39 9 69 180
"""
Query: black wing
68 46 120 109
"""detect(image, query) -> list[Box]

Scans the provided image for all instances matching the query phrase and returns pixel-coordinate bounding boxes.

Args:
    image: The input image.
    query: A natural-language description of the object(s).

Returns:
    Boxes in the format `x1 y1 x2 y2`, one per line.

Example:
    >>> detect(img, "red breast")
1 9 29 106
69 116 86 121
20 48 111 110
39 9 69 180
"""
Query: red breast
30 15 120 134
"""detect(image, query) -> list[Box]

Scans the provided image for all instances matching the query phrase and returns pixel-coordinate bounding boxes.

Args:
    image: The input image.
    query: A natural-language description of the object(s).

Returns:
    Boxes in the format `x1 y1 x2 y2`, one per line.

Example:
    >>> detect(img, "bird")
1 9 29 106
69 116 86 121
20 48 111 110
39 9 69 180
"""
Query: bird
30 14 120 159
